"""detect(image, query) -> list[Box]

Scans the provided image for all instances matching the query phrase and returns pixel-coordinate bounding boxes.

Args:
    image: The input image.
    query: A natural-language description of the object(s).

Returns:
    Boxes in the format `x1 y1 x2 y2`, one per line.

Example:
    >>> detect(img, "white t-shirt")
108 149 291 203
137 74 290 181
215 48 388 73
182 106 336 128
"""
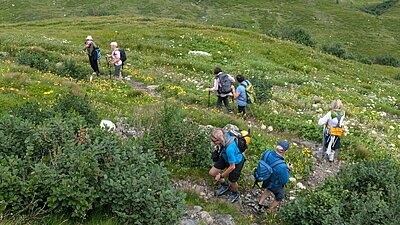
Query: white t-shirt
112 49 123 66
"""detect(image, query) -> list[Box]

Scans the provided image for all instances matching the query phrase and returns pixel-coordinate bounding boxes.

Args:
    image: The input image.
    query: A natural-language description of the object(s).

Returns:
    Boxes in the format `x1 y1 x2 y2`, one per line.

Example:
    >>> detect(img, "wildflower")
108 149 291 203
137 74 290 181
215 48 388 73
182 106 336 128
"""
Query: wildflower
43 90 53 95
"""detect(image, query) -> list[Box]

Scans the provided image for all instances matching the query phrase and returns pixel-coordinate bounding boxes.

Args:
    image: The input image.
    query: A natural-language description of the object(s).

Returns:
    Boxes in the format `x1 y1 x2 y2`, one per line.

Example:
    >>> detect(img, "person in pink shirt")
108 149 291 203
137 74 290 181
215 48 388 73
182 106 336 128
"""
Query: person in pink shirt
106 42 123 79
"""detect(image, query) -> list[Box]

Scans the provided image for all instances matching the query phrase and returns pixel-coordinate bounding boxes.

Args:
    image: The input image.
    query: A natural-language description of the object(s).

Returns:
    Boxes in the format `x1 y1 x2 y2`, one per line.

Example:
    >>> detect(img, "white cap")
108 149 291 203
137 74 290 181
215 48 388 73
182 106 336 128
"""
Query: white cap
86 35 93 40
110 42 118 46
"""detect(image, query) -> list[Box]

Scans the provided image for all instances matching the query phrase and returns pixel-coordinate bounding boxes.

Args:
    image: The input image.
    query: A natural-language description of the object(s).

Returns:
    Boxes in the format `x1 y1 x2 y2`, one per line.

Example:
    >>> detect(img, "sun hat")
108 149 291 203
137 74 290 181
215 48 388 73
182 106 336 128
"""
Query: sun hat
110 42 118 46
86 35 93 40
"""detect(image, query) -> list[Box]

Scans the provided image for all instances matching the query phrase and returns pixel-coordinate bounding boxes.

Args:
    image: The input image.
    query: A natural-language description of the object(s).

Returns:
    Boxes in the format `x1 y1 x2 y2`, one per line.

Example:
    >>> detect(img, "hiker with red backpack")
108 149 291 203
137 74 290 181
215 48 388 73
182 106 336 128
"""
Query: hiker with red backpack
318 100 345 162
208 67 235 113
255 140 293 212
209 128 245 203
83 35 100 76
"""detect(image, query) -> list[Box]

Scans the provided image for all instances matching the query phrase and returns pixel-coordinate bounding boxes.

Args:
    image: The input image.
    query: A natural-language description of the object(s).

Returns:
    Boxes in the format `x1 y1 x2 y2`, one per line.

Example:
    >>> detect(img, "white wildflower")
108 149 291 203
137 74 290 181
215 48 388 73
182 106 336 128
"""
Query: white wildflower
296 182 306 190
268 126 273 132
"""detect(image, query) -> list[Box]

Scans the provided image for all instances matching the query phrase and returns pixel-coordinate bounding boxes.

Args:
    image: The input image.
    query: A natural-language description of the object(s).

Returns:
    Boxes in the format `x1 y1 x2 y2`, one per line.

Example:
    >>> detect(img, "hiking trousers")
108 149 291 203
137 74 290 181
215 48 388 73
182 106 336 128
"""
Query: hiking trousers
216 96 231 111
88 54 99 74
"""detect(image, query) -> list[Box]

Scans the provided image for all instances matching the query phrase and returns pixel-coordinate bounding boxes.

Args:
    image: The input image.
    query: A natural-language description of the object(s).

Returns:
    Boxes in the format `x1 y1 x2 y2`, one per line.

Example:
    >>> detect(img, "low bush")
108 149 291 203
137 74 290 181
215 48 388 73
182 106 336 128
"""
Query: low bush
0 100 184 223
251 76 272 104
362 0 399 16
280 27 316 47
373 55 400 67
280 156 400 225
321 43 351 59
142 103 211 168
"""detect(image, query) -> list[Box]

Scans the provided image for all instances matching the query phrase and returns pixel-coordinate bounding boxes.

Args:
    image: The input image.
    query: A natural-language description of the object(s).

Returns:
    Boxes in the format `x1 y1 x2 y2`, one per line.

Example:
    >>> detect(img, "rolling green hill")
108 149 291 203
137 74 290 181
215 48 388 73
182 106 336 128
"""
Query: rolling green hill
1 0 400 59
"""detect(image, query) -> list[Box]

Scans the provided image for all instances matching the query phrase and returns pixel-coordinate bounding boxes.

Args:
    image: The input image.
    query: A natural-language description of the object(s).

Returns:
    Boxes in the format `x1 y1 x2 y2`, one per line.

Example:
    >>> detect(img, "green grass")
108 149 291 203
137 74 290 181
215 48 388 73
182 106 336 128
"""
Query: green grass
1 0 400 59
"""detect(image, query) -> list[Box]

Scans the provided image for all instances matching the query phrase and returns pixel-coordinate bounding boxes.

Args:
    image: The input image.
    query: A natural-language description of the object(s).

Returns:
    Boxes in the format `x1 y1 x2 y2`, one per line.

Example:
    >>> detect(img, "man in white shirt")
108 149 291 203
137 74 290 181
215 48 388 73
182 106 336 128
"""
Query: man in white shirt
106 42 123 79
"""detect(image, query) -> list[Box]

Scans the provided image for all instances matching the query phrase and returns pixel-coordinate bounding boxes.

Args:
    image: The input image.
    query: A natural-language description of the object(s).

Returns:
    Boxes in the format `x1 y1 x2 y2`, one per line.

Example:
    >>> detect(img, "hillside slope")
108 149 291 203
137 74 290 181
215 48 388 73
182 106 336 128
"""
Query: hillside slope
1 0 400 59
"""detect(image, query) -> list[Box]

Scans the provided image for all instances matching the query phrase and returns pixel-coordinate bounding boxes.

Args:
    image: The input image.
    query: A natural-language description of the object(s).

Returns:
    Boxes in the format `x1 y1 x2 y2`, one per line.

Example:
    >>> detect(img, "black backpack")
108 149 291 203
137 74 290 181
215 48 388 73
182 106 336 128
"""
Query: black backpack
119 48 127 63
218 73 232 94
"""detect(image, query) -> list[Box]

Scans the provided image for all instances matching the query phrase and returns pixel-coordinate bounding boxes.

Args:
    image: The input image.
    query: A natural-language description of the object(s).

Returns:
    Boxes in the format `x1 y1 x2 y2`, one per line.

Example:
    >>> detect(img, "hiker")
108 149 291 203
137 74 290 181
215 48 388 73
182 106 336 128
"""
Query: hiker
105 42 123 79
233 75 250 118
208 67 235 113
84 35 100 76
209 128 245 203
318 99 345 162
257 140 293 212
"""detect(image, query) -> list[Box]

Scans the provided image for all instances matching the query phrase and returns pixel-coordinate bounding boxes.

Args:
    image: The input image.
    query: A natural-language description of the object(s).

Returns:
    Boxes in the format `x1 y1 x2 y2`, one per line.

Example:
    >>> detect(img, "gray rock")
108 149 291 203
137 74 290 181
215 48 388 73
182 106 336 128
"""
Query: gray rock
55 62 64 67
146 85 159 92
213 214 236 225
199 211 213 225
0 52 9 57
192 206 203 214
180 218 198 225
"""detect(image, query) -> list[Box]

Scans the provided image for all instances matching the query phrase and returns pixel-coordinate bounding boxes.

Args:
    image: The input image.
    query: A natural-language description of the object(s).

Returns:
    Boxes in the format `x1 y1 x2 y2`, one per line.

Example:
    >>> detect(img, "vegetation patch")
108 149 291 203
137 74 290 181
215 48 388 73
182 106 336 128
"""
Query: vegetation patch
362 0 399 16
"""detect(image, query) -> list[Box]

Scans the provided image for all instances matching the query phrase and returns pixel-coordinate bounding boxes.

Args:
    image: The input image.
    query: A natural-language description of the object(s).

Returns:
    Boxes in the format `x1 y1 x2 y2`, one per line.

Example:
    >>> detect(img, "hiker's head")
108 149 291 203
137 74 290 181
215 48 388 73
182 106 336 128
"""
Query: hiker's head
214 67 222 75
236 75 245 83
86 35 93 41
211 129 226 146
110 42 118 50
331 99 344 111
276 140 290 155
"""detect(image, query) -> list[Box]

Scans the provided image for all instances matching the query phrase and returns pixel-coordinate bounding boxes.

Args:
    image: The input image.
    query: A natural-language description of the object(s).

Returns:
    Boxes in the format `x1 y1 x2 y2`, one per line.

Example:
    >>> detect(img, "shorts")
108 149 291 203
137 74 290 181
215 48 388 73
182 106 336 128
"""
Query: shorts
238 105 246 114
114 65 121 77
214 156 245 183
261 182 285 201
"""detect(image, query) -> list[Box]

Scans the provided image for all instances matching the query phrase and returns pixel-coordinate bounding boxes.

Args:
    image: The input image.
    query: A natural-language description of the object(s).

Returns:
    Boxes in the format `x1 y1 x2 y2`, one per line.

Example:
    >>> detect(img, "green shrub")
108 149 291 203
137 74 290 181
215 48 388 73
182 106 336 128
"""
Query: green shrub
321 43 351 59
373 55 400 67
281 27 316 47
362 0 399 16
251 76 272 104
142 103 211 168
16 47 53 71
53 93 98 126
52 59 91 80
280 156 400 225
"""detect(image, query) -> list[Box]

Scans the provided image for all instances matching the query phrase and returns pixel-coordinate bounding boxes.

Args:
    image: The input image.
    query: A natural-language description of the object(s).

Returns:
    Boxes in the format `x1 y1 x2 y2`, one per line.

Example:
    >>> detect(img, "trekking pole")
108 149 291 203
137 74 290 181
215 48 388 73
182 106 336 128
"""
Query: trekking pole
208 91 211 108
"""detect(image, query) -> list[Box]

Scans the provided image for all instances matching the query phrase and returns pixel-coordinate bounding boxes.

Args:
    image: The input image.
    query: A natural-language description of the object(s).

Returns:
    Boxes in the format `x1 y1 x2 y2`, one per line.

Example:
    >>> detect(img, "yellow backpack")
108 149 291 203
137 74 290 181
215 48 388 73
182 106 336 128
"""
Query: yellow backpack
327 111 345 137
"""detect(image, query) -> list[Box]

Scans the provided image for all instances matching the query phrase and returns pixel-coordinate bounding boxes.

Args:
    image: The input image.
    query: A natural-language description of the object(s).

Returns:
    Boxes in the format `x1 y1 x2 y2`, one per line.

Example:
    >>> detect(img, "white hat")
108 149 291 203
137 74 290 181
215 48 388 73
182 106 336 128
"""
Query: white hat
110 42 118 46
86 35 93 40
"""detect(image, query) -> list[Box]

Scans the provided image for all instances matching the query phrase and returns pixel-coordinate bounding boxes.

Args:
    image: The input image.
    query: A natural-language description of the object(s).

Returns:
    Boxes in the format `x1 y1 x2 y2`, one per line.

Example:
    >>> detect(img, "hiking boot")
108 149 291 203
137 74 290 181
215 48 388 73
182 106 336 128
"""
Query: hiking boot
328 151 335 162
214 184 229 197
228 192 239 203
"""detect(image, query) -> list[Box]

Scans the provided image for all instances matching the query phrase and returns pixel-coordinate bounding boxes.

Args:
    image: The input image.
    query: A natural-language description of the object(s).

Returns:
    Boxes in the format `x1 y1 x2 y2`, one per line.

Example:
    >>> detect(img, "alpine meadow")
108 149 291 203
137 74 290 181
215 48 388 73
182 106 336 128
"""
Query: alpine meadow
0 1 399 225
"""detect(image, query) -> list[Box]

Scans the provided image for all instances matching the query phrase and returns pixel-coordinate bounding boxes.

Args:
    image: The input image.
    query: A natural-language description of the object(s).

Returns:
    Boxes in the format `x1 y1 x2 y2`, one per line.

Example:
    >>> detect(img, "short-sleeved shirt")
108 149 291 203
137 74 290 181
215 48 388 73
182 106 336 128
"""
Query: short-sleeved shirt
220 134 243 164
112 49 123 66
236 83 248 107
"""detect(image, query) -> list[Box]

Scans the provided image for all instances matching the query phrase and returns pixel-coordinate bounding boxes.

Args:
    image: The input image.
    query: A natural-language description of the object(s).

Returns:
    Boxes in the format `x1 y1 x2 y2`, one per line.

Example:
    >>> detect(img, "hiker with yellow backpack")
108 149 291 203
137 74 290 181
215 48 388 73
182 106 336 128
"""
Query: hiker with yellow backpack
318 100 345 162
233 75 255 119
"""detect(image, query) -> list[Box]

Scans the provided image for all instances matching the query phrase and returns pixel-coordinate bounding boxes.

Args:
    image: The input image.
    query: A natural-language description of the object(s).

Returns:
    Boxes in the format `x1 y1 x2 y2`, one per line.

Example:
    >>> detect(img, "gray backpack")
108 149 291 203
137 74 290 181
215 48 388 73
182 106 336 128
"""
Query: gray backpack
218 73 232 94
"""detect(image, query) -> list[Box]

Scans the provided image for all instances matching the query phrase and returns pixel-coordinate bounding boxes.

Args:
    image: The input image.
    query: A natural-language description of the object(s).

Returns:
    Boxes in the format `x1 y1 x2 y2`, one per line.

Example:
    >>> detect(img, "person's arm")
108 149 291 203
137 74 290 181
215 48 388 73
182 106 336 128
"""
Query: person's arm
234 86 243 100
228 74 235 83
221 163 236 178
278 166 290 186
318 112 331 126
111 51 121 64
209 78 219 92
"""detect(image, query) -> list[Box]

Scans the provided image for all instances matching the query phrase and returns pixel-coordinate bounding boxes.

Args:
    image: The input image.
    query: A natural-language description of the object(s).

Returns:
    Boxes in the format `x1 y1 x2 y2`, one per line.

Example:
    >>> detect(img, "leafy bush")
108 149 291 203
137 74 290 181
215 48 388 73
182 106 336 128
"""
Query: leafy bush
142 103 211 168
321 43 351 59
251 76 272 104
16 47 54 71
0 102 184 223
373 55 400 67
362 0 399 16
281 27 316 47
280 156 400 225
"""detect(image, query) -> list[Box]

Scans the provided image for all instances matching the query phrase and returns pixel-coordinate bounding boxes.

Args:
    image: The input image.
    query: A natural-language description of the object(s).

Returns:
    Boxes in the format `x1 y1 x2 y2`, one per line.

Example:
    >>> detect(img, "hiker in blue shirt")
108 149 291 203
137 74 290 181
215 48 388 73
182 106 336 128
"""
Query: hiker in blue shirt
257 140 293 212
209 129 245 203
233 75 249 118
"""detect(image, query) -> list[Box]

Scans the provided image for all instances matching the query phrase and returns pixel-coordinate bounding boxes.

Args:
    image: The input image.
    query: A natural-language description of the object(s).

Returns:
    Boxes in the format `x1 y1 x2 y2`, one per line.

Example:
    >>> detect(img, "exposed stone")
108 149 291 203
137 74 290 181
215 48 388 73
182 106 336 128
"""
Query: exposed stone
213 214 235 225
199 211 213 225
180 219 198 225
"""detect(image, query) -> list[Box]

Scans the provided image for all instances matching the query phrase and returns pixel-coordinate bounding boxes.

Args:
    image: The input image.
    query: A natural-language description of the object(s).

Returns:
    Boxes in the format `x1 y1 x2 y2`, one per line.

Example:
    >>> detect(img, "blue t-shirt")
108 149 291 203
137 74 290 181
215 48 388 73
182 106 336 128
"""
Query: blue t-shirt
221 134 243 164
236 83 247 107
264 150 290 189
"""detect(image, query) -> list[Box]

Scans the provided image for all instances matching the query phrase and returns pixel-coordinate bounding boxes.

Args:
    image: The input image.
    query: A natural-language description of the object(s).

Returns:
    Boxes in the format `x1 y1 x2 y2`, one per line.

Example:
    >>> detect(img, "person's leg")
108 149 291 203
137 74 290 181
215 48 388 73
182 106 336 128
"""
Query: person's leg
267 187 285 211
114 65 121 78
89 56 96 72
211 158 229 196
209 167 225 185
216 96 223 108
92 57 100 75
258 189 272 206
227 159 244 202
268 200 281 211
222 96 231 112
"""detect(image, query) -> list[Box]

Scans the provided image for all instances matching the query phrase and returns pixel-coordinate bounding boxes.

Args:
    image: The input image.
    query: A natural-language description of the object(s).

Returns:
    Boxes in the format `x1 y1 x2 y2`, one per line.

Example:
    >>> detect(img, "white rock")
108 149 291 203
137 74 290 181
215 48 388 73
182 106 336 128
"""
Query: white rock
261 124 267 130
389 126 395 130
289 196 296 200
100 120 116 131
289 177 296 182
188 50 212 57
268 126 273 132
296 182 306 190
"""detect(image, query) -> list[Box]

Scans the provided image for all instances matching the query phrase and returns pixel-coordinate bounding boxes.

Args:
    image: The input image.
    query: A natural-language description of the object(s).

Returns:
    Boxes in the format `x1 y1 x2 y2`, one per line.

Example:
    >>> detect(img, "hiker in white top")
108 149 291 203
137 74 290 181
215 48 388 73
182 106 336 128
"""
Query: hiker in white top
208 67 235 113
106 42 122 78
318 100 346 162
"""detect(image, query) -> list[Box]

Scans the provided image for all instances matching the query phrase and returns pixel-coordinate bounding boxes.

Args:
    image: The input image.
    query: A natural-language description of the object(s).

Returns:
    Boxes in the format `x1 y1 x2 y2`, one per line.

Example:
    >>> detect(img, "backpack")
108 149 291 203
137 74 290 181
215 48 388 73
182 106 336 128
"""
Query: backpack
95 48 101 61
119 48 127 63
327 111 345 137
253 150 285 187
226 129 251 153
240 80 255 104
217 73 232 94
